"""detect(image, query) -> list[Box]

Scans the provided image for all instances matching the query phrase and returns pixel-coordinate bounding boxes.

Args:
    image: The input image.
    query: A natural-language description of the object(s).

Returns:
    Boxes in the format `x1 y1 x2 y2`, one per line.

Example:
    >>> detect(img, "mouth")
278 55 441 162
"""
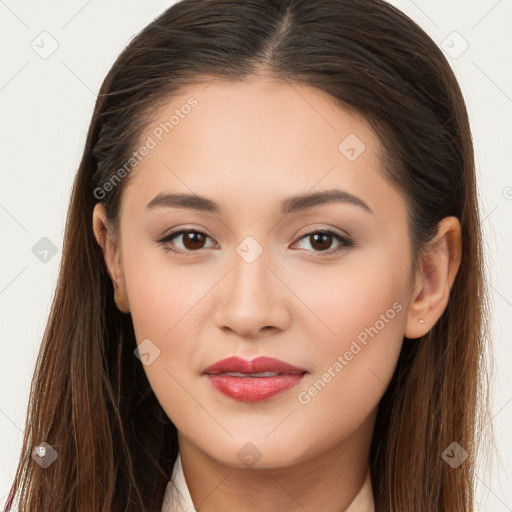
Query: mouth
203 356 308 403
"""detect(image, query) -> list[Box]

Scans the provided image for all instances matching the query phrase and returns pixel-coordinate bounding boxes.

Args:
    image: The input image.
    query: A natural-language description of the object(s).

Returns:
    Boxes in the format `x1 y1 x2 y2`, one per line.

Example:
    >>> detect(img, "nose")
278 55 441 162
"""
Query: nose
213 244 292 339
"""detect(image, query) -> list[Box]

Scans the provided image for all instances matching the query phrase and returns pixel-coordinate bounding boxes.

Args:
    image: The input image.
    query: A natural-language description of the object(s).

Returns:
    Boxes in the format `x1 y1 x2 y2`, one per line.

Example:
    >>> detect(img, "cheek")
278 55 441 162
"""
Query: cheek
120 243 230 422
291 259 408 439
122 238 210 342
290 252 408 351
122 253 209 426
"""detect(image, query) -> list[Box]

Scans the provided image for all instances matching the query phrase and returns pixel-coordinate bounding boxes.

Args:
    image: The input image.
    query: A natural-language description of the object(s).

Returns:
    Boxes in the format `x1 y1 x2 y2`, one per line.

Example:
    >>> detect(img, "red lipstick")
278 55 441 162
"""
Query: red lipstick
203 356 307 402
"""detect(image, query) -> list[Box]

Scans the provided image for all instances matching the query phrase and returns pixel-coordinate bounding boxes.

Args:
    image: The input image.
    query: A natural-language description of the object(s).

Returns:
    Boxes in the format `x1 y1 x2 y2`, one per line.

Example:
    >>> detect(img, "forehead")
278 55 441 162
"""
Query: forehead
121 78 401 222
139 78 380 161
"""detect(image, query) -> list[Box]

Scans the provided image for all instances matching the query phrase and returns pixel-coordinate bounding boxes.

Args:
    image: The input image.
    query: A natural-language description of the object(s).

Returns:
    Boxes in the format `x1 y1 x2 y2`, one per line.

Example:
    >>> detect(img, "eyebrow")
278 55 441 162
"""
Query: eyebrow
145 189 373 215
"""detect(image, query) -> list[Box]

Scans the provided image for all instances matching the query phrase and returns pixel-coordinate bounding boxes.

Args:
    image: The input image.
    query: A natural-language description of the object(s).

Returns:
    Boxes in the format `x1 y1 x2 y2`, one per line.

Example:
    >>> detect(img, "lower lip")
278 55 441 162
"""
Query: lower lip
205 374 306 402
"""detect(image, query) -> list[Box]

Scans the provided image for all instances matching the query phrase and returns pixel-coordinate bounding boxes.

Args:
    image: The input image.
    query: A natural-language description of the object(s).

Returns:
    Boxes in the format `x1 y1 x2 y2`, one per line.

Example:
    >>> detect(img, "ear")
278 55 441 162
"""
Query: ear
92 203 130 313
404 216 461 339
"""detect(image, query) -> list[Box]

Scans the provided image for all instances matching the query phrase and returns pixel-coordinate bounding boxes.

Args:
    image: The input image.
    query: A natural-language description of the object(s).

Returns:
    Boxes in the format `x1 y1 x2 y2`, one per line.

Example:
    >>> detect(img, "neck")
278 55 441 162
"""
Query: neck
176 409 376 512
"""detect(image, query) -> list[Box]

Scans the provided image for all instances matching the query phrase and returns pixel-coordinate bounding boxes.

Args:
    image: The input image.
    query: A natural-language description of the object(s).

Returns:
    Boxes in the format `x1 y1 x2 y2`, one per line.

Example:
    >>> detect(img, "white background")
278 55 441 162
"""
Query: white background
0 1 511 510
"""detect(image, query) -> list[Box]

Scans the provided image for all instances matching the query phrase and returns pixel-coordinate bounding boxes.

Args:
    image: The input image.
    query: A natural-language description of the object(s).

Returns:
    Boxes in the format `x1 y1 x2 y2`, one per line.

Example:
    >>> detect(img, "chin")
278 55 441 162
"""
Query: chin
200 434 312 470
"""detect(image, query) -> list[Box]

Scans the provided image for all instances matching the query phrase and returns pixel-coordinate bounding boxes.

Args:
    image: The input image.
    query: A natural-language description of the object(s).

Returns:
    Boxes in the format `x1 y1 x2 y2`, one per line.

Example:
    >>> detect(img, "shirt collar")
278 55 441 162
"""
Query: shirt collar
161 452 374 512
161 452 195 512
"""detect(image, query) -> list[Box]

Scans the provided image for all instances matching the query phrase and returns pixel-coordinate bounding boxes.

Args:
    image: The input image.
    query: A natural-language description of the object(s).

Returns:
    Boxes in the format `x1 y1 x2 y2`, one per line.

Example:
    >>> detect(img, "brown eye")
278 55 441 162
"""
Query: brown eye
157 229 217 256
309 232 335 251
181 231 207 250
294 229 353 256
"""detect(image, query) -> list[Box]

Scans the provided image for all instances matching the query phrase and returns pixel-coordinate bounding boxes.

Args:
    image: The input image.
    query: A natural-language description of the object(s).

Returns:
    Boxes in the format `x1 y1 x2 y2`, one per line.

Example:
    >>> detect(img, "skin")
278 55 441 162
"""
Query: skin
92 77 461 511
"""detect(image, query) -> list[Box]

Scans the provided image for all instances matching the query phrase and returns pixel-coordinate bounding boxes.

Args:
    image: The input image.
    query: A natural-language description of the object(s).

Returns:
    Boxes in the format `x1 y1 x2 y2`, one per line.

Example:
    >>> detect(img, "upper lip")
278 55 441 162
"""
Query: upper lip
203 356 307 375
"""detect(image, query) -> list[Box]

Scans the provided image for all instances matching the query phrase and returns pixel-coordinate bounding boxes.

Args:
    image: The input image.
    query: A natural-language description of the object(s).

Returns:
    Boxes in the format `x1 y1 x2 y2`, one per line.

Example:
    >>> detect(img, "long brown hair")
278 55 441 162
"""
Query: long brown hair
5 0 490 510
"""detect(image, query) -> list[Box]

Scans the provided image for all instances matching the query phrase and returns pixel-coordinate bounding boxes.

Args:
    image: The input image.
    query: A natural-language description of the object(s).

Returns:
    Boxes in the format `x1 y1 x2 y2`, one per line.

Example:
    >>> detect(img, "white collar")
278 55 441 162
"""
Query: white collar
161 452 195 512
161 453 374 512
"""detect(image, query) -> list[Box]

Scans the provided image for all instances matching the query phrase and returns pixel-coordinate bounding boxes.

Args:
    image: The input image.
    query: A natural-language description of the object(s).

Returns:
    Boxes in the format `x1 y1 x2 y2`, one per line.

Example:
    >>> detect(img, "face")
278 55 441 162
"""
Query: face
99 78 416 468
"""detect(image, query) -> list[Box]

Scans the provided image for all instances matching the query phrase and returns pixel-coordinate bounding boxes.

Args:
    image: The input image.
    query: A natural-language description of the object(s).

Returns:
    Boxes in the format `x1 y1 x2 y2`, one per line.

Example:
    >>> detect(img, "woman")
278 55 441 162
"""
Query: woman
4 0 489 510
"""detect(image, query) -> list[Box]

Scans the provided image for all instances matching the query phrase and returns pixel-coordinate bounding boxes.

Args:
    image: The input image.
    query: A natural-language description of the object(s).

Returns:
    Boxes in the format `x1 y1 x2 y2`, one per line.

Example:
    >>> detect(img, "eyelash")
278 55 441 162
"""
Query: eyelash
156 228 354 258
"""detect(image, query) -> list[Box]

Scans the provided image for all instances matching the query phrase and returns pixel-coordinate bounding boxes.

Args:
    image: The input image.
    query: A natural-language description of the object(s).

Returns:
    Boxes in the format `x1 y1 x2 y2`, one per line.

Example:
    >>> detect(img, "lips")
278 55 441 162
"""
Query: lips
203 356 307 402
203 356 306 375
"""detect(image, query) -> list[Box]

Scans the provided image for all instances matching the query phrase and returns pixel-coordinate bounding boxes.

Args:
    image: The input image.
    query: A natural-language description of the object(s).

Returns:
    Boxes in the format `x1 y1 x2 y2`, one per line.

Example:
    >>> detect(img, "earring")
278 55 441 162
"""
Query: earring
419 319 425 324
113 280 130 313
